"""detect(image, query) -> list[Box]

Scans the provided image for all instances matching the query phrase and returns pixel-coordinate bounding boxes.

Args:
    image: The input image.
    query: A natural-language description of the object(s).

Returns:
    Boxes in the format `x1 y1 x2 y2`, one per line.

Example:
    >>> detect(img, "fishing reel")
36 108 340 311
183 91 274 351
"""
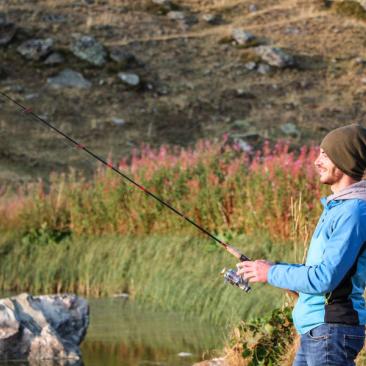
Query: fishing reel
222 268 251 292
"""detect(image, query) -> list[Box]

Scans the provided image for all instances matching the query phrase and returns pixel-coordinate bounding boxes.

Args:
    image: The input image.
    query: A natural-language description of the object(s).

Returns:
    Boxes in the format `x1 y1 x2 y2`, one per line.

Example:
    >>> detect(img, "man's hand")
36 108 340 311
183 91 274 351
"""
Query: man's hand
236 260 274 283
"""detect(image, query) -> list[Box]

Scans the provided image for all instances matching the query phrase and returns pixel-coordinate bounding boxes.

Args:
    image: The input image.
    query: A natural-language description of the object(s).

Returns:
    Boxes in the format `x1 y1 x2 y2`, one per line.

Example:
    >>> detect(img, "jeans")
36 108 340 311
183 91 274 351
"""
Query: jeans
293 324 365 366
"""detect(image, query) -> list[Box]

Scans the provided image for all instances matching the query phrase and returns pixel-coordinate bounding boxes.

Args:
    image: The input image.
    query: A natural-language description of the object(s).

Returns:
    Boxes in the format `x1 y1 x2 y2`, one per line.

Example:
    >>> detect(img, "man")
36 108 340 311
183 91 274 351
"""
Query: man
237 124 366 366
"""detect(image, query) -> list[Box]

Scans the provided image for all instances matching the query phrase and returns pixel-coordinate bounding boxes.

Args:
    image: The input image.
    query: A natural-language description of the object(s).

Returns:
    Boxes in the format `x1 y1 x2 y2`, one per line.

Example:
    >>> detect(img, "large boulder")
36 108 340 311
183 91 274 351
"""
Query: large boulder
0 293 89 363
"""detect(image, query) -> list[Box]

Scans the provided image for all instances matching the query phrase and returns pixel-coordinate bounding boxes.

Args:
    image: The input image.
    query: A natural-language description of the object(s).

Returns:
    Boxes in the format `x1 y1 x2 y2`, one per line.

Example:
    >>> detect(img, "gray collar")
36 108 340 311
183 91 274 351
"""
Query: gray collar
327 180 366 204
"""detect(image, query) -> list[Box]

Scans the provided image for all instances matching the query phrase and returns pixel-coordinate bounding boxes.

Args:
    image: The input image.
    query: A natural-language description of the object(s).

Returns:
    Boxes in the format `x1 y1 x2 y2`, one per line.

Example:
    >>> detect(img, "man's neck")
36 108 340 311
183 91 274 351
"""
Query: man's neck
331 176 359 193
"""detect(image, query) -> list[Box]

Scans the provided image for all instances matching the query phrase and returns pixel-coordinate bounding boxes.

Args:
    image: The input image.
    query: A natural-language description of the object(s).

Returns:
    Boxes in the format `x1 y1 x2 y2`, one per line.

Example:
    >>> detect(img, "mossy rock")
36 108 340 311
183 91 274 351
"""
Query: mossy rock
332 1 366 21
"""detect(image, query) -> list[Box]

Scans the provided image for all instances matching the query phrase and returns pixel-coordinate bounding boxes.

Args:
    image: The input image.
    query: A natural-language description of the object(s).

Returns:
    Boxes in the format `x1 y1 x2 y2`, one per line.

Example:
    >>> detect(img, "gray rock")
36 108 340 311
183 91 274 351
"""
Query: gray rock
248 4 258 12
152 0 170 4
254 46 294 68
111 117 126 126
44 52 65 65
284 26 301 35
109 47 137 67
17 38 53 61
257 63 271 74
0 22 16 46
167 11 197 24
167 11 186 20
0 293 89 362
280 122 300 137
47 69 92 89
118 72 140 86
70 35 107 66
202 13 222 25
244 61 256 70
152 0 173 8
42 14 67 22
231 29 256 46
234 138 252 152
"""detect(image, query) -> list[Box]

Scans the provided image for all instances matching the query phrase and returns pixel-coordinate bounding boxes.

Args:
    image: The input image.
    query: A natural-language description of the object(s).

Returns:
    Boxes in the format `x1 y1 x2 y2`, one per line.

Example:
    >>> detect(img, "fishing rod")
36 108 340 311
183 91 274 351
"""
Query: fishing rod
0 90 250 292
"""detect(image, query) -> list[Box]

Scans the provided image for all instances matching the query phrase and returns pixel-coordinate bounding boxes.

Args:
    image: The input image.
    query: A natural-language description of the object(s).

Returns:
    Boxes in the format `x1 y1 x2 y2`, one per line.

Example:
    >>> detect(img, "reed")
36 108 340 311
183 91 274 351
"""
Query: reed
0 232 300 325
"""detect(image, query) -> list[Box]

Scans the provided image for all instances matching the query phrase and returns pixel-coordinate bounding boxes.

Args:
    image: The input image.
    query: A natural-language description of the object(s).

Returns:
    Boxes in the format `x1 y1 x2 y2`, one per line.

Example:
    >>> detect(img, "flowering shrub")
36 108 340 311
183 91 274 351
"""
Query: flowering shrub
0 138 325 242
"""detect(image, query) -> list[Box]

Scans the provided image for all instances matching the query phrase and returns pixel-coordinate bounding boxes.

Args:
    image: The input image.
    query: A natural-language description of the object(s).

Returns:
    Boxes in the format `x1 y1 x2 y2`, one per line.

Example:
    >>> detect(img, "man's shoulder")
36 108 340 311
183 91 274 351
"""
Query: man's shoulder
331 199 366 224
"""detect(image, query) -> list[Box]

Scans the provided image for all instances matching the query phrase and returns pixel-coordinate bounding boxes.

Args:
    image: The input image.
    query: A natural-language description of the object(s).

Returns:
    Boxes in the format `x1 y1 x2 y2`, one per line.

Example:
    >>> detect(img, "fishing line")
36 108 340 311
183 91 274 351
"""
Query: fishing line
0 90 249 263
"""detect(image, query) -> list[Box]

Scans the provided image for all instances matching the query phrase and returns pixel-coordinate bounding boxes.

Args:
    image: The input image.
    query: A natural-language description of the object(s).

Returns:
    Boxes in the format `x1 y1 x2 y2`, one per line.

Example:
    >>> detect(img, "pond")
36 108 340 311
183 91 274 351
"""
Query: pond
81 298 226 366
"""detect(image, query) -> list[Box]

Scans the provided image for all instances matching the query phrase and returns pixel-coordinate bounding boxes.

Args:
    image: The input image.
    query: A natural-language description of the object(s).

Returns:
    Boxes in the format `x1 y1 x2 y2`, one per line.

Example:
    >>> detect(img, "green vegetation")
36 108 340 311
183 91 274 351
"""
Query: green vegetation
226 305 296 366
332 0 366 20
0 232 294 325
0 139 328 363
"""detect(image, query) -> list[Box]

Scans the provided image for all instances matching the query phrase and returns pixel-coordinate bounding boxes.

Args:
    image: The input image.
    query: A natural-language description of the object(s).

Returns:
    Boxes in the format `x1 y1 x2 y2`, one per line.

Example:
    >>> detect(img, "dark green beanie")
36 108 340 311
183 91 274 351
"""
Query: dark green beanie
320 124 366 180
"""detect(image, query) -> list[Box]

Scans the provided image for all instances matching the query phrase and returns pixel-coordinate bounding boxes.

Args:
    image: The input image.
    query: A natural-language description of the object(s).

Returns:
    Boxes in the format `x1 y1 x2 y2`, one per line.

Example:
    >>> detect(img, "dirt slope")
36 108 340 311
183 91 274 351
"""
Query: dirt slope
1 0 366 184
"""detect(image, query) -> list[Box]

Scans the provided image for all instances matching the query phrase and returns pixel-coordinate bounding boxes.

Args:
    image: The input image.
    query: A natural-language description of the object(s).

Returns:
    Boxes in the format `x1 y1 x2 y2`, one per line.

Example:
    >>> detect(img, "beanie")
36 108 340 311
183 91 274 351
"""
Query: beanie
320 124 366 181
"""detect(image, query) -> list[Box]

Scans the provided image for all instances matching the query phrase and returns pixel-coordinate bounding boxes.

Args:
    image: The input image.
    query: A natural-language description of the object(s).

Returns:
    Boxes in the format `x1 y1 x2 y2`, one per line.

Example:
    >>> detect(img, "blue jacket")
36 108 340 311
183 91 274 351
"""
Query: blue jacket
268 182 366 334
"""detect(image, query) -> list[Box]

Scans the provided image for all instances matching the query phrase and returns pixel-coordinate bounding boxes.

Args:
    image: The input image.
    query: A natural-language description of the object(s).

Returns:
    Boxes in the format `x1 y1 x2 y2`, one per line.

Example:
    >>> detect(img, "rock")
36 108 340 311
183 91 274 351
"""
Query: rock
109 47 137 67
70 35 107 66
202 13 222 25
167 10 186 20
167 11 198 24
118 72 140 86
280 122 300 137
0 293 89 362
0 22 16 46
257 63 271 74
17 38 53 61
178 352 193 357
234 138 252 152
25 93 39 100
47 69 92 89
284 26 301 35
44 52 65 65
244 61 256 70
231 29 256 46
254 46 295 68
152 0 174 10
111 118 126 126
42 13 67 23
248 4 258 12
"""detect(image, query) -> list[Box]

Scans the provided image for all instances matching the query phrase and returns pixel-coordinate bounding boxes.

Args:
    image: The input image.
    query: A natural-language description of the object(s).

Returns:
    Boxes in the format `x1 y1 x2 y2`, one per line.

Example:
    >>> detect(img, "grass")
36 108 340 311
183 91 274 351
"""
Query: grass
0 232 298 325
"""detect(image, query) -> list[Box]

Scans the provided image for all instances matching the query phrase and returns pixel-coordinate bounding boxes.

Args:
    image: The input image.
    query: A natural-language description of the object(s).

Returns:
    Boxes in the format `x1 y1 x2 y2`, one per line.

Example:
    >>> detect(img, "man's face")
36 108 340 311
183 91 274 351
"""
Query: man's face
314 148 344 185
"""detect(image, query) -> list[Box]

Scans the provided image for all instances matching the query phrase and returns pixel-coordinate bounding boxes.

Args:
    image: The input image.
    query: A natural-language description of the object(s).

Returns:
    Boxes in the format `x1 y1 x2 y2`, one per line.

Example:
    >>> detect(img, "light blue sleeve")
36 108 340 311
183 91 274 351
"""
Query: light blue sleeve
267 203 366 294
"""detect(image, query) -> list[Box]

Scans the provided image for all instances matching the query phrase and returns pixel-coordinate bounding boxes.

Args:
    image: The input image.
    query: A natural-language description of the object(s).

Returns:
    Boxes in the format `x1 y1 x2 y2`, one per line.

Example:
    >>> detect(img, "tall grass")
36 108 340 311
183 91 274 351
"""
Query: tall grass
0 233 296 325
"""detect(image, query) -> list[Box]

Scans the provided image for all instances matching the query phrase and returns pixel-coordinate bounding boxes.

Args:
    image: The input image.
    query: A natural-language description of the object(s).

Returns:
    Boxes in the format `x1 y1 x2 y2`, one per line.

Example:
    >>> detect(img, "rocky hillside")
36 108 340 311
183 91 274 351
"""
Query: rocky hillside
1 0 366 184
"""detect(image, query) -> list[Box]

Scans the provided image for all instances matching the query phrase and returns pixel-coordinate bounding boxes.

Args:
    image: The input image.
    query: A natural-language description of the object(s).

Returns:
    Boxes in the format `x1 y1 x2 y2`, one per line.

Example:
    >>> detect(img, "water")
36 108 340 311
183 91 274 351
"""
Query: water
81 298 226 366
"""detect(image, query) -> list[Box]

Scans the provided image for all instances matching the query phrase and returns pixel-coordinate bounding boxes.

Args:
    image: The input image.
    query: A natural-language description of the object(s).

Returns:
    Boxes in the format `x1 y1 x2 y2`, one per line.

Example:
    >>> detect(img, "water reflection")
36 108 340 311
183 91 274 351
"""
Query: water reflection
0 298 225 366
81 298 225 366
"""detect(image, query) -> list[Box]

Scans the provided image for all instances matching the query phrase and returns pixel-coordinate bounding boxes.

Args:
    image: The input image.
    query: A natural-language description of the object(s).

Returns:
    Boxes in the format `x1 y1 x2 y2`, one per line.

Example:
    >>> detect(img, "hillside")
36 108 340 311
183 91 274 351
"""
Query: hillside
1 0 366 184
